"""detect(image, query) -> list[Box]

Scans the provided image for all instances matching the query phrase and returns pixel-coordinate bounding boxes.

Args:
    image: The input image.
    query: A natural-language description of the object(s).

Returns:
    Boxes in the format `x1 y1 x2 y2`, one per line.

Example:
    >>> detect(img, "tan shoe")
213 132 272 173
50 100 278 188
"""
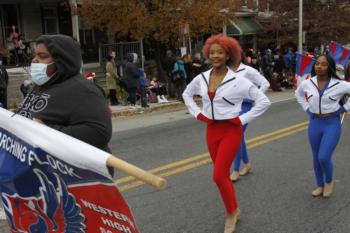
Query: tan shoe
311 187 323 197
239 163 252 176
224 208 241 233
323 181 334 198
230 171 240 182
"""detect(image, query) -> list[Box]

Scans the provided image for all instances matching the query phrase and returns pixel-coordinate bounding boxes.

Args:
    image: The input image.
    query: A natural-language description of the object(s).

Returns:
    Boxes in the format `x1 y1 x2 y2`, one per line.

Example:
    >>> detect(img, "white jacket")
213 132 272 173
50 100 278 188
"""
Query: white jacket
235 63 270 93
182 68 271 125
295 76 350 114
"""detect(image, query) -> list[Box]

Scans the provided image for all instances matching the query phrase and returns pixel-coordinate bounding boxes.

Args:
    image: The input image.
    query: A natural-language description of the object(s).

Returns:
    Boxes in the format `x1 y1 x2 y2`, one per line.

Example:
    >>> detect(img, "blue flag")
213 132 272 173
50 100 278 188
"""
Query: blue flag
295 53 315 77
329 41 350 68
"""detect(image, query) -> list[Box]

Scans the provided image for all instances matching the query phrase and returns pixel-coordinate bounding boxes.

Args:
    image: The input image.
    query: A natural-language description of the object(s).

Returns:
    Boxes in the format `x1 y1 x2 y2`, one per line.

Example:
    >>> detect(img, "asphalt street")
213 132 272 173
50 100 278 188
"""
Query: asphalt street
2 98 350 233
110 99 350 233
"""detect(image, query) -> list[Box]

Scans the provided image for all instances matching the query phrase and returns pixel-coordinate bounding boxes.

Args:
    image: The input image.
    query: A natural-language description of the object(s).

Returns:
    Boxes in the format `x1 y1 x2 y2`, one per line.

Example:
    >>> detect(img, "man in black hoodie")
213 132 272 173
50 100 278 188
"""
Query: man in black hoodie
16 34 113 175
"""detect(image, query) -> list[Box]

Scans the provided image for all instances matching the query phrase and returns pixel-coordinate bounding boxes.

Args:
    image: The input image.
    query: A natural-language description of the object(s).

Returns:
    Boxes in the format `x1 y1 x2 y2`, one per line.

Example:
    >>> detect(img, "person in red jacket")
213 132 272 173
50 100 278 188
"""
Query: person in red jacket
183 35 270 233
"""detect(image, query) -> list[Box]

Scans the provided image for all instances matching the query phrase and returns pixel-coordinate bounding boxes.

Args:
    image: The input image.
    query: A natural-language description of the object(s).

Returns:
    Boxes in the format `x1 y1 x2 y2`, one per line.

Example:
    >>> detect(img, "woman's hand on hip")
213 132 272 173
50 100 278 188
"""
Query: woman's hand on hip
229 117 242 126
197 113 213 125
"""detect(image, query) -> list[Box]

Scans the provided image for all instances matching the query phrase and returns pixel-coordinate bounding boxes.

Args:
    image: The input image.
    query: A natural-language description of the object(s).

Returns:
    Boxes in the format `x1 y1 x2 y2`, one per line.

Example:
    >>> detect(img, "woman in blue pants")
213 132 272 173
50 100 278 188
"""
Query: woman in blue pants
230 101 252 181
295 55 350 198
230 59 270 182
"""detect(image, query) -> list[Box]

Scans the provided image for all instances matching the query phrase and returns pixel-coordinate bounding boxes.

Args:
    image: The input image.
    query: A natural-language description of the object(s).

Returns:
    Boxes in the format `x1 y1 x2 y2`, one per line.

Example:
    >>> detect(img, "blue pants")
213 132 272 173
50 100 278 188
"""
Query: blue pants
308 115 341 187
232 102 253 172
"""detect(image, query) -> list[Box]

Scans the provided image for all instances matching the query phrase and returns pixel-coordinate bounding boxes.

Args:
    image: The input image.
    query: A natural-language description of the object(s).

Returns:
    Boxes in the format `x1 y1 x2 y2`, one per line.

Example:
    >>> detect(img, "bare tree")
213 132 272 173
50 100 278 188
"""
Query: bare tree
78 0 240 78
257 0 350 49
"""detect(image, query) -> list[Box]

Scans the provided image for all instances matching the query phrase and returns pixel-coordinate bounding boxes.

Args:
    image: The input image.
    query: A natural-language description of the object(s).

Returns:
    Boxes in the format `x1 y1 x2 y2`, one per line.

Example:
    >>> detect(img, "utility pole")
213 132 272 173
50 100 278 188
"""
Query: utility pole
69 0 80 43
298 0 303 53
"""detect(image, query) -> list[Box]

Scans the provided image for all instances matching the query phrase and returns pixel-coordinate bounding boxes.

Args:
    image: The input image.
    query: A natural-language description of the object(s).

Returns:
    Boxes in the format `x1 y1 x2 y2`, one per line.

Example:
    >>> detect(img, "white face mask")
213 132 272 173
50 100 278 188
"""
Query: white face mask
30 63 54 86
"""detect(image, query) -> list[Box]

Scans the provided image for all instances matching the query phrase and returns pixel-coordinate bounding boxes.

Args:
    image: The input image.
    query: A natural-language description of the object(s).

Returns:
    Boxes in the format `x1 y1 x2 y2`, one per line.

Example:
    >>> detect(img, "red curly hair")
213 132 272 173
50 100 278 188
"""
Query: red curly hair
203 34 242 65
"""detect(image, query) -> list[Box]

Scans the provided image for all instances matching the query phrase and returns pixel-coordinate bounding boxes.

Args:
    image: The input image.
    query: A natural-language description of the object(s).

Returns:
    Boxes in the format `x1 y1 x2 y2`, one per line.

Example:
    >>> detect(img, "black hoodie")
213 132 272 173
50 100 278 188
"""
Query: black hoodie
18 34 112 152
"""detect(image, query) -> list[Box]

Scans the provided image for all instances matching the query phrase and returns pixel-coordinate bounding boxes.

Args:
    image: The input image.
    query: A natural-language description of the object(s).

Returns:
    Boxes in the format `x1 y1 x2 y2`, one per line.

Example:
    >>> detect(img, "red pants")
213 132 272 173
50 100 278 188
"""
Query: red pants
206 121 242 214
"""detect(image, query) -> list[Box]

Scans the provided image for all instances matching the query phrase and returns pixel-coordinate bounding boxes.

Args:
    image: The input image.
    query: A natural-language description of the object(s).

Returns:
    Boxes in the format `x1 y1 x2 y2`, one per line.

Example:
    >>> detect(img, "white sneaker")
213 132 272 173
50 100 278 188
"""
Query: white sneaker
157 96 165 103
161 95 168 103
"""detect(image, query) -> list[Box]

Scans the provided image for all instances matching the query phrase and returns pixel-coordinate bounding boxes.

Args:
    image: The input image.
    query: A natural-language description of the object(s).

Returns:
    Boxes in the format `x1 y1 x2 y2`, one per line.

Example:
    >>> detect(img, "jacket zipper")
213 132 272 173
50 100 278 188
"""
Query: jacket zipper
310 80 322 114
310 79 339 114
201 73 215 120
210 99 215 120
319 96 322 114
201 73 236 121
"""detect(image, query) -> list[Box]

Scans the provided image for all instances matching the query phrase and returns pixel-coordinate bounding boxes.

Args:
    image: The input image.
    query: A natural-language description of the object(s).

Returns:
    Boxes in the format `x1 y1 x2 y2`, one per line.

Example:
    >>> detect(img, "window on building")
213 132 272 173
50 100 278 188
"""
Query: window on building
42 6 59 34
0 4 20 47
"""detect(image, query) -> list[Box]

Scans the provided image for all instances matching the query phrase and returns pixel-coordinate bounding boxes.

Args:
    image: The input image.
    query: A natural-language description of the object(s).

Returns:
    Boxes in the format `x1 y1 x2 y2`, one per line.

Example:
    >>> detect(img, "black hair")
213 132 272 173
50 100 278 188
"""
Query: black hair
106 55 112 62
311 55 340 80
345 60 350 81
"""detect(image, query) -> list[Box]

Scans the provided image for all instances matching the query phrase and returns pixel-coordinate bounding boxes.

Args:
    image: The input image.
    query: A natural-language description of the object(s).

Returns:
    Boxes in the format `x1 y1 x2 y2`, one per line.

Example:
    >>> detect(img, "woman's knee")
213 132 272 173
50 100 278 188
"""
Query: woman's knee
318 154 331 166
212 169 227 184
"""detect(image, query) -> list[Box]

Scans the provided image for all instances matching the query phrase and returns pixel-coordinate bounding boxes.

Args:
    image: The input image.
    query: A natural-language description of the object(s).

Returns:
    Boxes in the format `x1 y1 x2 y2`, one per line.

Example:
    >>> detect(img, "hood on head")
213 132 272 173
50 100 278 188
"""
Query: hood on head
166 50 172 56
35 34 82 82
126 53 138 63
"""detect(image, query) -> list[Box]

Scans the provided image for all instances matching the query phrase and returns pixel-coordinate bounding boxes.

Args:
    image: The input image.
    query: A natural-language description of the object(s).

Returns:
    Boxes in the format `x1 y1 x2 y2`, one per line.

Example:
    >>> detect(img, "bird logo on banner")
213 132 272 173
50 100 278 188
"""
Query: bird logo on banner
2 169 86 233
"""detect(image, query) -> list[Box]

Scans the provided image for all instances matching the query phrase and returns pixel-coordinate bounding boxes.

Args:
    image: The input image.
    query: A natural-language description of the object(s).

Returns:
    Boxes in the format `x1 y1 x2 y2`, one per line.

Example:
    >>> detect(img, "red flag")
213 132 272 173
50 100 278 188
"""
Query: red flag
0 109 139 233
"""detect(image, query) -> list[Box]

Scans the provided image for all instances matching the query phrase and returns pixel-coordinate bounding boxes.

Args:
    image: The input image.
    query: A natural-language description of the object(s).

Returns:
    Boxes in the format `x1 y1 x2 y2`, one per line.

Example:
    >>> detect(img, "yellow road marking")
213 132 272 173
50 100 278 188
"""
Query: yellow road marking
115 121 309 185
118 159 212 191
118 124 309 191
116 153 209 184
248 126 308 149
246 121 308 144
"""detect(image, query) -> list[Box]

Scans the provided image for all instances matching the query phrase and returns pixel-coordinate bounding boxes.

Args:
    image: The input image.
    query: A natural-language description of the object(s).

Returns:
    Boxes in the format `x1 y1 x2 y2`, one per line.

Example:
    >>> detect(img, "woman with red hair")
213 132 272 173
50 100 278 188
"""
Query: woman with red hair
183 35 271 233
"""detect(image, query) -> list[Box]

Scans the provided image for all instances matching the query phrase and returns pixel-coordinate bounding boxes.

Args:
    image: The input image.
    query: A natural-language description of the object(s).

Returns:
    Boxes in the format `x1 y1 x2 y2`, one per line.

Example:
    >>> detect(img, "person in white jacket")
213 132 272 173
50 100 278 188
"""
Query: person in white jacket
182 35 270 233
295 55 350 198
230 55 270 182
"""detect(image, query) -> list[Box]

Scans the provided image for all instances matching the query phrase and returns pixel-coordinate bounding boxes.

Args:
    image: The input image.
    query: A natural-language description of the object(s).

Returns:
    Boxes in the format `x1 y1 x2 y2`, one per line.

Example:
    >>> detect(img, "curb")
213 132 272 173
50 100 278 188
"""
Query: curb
110 101 186 118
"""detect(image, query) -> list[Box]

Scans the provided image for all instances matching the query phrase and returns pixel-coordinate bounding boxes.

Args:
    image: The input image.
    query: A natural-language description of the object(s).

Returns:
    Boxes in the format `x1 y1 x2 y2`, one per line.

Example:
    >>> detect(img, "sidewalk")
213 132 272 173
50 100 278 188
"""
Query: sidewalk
111 89 295 118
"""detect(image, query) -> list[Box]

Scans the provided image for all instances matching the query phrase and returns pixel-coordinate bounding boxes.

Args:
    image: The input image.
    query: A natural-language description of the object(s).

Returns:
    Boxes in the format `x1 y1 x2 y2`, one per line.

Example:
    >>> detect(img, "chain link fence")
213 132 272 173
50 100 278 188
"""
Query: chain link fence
99 41 144 76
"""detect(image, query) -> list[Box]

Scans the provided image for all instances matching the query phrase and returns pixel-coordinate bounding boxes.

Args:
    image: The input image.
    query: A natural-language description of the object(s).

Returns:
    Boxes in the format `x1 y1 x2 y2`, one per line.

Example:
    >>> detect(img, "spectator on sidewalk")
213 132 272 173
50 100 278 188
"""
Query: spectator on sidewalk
192 52 204 77
183 54 193 84
162 50 176 98
110 50 121 77
138 68 150 108
105 55 119 105
271 53 285 91
172 54 187 102
150 77 168 103
0 59 8 108
9 25 22 66
14 34 114 176
262 49 274 82
125 53 143 106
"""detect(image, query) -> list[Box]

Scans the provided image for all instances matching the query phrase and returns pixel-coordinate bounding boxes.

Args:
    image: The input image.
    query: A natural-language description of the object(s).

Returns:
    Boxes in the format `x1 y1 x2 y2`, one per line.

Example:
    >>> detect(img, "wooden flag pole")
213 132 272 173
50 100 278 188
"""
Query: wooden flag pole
107 155 167 190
